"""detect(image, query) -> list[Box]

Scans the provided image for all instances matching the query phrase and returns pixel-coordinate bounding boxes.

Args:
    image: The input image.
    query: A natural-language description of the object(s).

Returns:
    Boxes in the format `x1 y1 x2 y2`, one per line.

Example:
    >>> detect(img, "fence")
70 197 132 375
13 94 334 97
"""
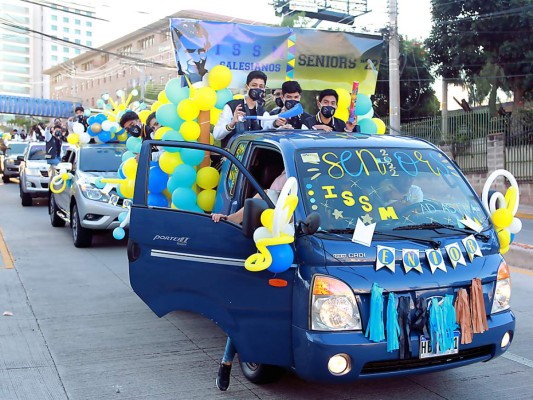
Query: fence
397 111 533 181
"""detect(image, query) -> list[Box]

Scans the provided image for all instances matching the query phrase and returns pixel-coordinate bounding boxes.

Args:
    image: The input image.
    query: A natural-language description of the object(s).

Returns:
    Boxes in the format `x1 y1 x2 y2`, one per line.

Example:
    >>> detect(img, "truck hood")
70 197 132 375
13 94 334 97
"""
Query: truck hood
77 171 119 184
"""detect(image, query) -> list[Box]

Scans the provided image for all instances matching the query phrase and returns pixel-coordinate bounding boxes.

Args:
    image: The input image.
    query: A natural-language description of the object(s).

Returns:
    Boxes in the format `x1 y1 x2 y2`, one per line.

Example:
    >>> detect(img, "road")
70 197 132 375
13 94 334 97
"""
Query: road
1 180 533 400
515 217 533 246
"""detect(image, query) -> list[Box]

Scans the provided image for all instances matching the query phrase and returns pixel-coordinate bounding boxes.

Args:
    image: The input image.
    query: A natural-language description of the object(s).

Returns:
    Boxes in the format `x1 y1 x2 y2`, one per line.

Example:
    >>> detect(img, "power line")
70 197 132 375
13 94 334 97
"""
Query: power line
18 0 109 22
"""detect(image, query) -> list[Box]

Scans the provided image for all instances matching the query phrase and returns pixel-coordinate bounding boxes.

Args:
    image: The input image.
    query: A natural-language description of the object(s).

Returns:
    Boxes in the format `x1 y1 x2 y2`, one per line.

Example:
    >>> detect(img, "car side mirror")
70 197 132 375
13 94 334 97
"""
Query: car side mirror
298 212 321 235
242 198 269 239
56 162 72 171
17 155 24 161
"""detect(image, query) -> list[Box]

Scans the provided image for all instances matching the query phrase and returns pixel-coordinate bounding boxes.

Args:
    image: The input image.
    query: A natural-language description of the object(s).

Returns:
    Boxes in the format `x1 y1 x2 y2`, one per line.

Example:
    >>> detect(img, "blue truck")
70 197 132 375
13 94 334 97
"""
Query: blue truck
128 130 514 384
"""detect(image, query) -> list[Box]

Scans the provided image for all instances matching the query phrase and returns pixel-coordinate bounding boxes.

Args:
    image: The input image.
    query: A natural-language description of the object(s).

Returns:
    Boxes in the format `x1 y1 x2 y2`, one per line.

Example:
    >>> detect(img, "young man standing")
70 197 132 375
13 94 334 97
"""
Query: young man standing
303 89 358 133
213 71 277 148
270 80 313 129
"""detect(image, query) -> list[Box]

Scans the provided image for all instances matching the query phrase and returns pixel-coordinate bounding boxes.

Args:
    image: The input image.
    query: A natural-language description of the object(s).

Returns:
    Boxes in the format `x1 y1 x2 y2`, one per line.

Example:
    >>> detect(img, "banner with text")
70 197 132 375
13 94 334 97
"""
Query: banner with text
170 19 383 93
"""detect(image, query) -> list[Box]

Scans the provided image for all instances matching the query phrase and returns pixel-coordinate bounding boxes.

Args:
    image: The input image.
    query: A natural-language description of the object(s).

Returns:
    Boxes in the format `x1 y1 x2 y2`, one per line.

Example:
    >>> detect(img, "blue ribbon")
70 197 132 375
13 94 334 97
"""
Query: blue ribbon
386 292 400 352
365 283 385 342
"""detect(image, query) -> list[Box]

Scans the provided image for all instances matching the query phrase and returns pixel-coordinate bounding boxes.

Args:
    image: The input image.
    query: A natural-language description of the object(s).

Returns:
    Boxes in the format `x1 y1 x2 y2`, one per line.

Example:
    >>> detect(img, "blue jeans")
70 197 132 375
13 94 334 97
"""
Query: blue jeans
222 337 237 364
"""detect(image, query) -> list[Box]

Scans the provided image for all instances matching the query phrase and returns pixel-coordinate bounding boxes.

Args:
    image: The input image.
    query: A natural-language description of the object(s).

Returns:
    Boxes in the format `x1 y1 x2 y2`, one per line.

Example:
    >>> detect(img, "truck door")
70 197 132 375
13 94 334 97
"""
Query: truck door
128 140 295 367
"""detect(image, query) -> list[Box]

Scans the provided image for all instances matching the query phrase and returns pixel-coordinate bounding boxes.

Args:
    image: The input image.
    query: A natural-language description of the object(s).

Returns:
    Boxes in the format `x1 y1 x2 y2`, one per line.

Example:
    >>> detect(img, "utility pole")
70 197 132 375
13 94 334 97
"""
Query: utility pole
441 78 448 143
388 0 401 135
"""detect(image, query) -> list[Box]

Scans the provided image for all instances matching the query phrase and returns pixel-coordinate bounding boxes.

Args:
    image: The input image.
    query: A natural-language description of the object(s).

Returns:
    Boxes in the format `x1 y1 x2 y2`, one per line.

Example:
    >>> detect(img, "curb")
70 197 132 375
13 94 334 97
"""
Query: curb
516 212 533 220
505 243 533 271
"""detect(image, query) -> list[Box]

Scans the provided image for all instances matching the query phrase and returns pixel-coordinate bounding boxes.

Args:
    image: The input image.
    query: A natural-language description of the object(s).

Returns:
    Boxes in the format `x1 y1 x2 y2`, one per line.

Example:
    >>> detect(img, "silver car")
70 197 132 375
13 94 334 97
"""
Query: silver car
48 143 128 247
18 142 50 206
1 141 28 183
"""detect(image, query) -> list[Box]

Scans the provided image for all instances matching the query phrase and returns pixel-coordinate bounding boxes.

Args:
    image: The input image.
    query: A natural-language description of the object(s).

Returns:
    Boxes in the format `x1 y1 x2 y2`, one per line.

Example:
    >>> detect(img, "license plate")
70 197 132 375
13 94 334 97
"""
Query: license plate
419 331 460 359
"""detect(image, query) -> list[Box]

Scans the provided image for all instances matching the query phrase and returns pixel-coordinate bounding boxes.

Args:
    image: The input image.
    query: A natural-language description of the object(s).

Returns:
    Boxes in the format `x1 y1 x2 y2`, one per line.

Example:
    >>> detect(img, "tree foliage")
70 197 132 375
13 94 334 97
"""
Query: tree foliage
374 38 440 122
425 0 533 108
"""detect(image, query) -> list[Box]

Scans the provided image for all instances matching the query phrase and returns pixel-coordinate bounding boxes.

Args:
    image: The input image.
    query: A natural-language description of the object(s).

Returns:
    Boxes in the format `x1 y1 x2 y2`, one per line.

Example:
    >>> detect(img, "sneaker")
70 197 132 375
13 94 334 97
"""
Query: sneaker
216 362 232 391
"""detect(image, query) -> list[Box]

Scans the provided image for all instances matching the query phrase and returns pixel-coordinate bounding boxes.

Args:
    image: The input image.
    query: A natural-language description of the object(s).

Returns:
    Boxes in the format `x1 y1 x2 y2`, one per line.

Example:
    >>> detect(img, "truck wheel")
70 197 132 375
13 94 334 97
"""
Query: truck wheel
2 175 9 183
20 185 32 206
71 204 92 247
239 361 285 384
49 194 66 227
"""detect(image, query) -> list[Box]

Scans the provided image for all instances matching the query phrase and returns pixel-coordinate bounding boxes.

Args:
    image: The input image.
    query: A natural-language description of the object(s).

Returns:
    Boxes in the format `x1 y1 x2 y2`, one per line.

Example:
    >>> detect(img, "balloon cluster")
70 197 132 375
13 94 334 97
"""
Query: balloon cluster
481 169 522 254
334 87 386 135
244 177 299 274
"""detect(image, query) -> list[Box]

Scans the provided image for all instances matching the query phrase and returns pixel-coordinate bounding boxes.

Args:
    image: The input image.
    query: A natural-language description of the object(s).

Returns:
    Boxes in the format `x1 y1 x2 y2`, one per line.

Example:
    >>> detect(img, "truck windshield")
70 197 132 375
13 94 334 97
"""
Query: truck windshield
295 147 489 232
79 146 126 172
6 143 28 155
28 145 46 160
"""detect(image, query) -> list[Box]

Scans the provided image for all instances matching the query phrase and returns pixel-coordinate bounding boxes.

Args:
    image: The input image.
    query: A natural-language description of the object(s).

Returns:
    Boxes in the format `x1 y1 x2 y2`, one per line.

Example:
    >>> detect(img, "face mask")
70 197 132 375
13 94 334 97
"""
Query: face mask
54 130 62 137
248 88 265 103
275 97 284 108
320 105 336 119
128 124 141 137
284 99 299 110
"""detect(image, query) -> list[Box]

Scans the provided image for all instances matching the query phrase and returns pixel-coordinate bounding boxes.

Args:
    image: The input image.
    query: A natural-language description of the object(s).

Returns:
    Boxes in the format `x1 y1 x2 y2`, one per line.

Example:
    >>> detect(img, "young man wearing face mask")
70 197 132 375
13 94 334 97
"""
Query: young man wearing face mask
44 124 64 164
269 80 313 129
269 88 283 114
213 70 275 148
119 111 150 140
303 89 358 133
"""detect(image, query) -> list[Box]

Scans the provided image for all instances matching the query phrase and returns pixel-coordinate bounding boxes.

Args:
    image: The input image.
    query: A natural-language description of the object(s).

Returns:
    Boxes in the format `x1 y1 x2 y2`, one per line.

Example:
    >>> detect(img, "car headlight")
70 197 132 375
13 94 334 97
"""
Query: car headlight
311 275 361 331
25 168 41 176
79 183 110 202
491 260 511 314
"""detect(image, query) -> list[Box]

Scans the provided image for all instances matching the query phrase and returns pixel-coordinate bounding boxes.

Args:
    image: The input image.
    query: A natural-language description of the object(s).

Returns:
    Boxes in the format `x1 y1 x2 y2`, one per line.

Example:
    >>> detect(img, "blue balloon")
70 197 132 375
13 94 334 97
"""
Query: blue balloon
167 164 196 192
149 165 168 193
126 136 142 153
122 151 135 162
267 244 294 273
510 233 515 243
215 89 234 109
94 177 105 189
113 227 126 240
95 113 107 123
99 130 112 142
171 187 197 210
162 130 184 153
156 103 181 128
358 118 378 134
181 148 205 166
118 165 126 179
355 94 372 116
165 79 190 104
150 160 158 167
118 211 128 223
148 193 168 207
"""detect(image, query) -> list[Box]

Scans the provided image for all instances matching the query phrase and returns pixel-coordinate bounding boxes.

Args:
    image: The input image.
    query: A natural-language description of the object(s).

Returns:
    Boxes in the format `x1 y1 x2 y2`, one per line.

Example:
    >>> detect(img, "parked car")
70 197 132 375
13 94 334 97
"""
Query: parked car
48 143 128 247
128 131 514 384
1 141 28 183
18 142 50 206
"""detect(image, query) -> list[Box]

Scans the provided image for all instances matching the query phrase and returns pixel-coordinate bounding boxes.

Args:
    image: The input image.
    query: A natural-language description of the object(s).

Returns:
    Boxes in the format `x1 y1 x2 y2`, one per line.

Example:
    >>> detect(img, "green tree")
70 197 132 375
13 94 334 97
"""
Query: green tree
425 0 533 109
374 38 440 122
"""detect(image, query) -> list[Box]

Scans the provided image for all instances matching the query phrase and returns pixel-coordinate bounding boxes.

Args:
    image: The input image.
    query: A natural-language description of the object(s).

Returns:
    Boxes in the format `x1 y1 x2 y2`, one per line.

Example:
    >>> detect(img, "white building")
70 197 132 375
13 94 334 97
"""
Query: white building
0 0 99 100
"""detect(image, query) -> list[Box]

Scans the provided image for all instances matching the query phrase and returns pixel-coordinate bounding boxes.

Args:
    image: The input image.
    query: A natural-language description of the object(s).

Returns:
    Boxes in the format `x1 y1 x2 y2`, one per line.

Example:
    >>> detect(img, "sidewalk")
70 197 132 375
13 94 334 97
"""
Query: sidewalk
505 203 533 269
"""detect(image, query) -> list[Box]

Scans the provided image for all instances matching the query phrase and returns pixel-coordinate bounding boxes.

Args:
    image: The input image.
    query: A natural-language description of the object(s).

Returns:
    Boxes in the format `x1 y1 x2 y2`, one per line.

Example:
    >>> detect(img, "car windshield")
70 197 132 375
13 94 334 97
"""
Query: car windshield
6 143 28 155
28 145 46 160
295 147 489 233
79 146 126 172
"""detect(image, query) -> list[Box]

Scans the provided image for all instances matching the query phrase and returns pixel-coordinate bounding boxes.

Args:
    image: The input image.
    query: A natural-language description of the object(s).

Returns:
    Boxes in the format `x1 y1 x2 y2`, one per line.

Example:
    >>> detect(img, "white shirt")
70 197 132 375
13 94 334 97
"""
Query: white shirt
213 100 274 141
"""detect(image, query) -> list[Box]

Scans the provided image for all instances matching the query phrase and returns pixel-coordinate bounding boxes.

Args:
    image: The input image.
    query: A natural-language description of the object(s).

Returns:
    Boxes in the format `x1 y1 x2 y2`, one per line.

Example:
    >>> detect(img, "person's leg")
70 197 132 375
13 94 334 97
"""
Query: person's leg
216 337 236 391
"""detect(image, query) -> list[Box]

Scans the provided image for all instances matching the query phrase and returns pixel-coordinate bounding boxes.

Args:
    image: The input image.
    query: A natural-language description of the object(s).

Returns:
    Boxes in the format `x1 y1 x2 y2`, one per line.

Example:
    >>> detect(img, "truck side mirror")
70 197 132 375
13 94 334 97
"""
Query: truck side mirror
17 155 24 161
242 198 269 239
298 212 321 235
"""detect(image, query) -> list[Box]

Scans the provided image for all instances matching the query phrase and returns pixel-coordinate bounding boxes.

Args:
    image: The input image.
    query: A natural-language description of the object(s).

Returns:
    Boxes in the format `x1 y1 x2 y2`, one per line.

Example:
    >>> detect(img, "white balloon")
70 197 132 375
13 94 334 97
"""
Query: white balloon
102 93 110 101
508 217 522 234
116 89 125 98
79 132 91 144
101 120 112 131
281 223 295 237
253 227 272 243
72 122 85 134
131 89 139 96
481 169 519 214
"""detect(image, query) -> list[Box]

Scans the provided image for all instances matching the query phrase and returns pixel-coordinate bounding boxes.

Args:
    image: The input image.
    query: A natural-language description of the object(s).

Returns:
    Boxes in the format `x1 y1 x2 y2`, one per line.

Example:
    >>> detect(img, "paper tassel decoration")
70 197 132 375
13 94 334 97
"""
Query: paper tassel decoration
470 278 489 333
386 292 400 352
397 296 412 359
365 283 385 342
411 296 429 337
442 295 458 345
454 288 473 344
429 297 456 353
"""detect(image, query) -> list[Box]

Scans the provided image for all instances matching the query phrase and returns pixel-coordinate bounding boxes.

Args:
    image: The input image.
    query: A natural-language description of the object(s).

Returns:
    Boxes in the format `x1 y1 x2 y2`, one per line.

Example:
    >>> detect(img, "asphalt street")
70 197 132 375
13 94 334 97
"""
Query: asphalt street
1 179 533 400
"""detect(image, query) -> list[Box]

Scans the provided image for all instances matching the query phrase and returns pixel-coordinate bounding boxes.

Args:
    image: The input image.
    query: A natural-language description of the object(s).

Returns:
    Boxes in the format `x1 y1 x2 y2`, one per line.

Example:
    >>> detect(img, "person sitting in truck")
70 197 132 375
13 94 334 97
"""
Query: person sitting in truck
269 80 313 130
302 89 358 133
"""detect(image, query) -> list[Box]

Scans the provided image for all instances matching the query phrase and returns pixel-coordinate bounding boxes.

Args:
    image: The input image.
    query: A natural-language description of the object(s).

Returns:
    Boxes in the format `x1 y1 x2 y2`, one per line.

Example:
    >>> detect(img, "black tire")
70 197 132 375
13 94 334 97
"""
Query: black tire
71 203 92 247
2 175 9 183
49 194 66 227
239 361 285 384
20 185 32 206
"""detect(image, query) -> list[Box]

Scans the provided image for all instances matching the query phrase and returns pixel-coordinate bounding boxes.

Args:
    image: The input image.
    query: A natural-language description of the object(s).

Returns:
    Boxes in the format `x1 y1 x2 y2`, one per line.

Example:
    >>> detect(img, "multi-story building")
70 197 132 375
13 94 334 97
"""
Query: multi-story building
0 0 98 99
44 10 255 108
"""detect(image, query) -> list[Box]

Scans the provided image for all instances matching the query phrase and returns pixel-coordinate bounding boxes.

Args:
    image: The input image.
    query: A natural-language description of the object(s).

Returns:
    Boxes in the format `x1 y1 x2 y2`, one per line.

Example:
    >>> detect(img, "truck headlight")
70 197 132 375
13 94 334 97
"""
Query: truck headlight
311 275 361 331
79 183 109 202
491 261 511 314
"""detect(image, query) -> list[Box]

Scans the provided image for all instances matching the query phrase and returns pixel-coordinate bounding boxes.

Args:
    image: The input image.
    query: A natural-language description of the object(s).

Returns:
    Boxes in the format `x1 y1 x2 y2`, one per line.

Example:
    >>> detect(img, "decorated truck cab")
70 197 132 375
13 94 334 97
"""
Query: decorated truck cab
128 130 514 383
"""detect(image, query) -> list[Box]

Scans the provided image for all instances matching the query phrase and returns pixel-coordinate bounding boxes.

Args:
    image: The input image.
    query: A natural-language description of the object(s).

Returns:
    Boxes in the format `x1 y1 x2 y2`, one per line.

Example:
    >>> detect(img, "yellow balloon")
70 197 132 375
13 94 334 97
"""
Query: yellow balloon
500 245 510 255
498 228 511 251
233 94 244 100
210 108 222 125
154 126 171 140
179 121 201 141
261 208 275 232
139 110 152 124
120 179 135 199
194 86 217 111
196 166 220 190
107 115 116 122
335 87 351 109
163 188 172 201
208 65 232 90
67 133 79 144
177 99 200 121
197 189 216 212
91 122 102 133
492 208 513 229
158 90 169 103
209 133 215 145
504 187 517 213
372 118 387 134
158 151 182 174
151 101 162 112
335 107 349 122
118 103 126 111
122 157 138 179
117 132 128 142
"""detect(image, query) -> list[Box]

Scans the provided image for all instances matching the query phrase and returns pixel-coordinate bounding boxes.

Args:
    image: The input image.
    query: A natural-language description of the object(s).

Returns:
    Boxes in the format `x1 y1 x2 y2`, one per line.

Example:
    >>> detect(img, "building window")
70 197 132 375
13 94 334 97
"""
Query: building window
139 35 154 50
63 57 68 62
75 29 80 35
87 31 92 37
101 54 109 63
63 27 69 33
52 55 58 62
51 25 57 31
64 47 69 53
75 49 81 55
75 19 80 25
51 15 57 21
86 41 92 46
82 61 93 71
120 44 132 55
87 21 92 27
63 17 69 23
51 45 57 51
75 39 80 44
